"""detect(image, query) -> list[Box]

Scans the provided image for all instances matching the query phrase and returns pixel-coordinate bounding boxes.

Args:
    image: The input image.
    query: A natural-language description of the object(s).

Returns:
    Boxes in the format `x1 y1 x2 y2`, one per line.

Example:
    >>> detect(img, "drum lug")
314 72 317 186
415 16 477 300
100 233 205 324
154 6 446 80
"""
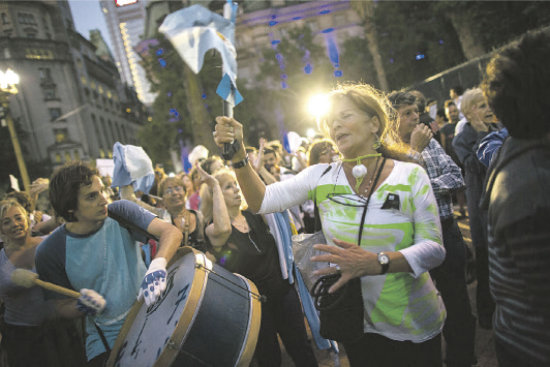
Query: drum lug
167 339 179 350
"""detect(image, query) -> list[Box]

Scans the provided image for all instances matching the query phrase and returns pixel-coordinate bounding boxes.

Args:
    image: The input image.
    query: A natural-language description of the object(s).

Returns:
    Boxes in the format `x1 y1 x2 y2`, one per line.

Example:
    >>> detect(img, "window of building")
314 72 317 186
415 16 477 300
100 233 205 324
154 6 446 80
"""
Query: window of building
1 13 10 25
49 108 62 121
53 128 68 143
115 122 123 143
99 148 105 158
108 119 117 142
25 48 54 60
39 68 51 82
74 150 80 160
64 151 72 162
42 85 57 100
17 13 37 26
81 76 87 85
100 117 110 146
55 152 62 163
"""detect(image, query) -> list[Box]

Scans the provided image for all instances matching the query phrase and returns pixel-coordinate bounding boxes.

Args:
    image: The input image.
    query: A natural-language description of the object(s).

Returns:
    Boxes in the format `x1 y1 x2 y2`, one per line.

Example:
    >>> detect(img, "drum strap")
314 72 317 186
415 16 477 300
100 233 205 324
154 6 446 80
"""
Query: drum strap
93 320 111 354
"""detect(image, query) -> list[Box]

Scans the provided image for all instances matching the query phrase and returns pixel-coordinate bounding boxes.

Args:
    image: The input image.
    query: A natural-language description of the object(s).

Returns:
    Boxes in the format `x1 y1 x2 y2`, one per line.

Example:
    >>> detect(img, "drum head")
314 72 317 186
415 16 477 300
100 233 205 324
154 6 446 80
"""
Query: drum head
108 248 205 367
107 247 261 367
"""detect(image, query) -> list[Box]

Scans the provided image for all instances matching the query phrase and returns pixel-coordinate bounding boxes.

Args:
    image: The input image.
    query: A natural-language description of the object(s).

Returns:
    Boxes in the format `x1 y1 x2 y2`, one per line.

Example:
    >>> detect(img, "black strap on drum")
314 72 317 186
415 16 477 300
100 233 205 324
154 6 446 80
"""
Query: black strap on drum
93 320 111 354
195 263 267 303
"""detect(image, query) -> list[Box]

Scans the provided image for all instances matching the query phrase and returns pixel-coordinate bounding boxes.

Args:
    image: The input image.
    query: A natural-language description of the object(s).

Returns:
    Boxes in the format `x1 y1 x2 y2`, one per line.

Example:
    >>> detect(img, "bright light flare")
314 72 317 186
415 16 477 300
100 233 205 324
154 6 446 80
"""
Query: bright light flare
0 69 20 90
306 128 317 140
307 94 330 118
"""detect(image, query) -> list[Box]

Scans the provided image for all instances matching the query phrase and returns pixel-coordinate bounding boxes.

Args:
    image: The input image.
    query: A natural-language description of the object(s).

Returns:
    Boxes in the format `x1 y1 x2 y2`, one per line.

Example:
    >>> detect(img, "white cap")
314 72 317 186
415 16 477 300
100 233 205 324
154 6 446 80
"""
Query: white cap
188 145 209 166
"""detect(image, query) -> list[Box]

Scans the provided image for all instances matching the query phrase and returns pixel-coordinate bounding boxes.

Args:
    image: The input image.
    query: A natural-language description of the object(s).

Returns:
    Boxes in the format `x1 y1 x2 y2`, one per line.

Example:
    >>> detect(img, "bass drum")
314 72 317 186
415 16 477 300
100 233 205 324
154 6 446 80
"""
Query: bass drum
107 247 262 367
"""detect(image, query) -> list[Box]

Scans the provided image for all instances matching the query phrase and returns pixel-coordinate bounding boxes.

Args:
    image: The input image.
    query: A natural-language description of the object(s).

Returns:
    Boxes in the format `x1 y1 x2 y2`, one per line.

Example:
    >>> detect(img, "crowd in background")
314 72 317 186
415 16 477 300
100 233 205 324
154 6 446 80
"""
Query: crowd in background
0 30 549 367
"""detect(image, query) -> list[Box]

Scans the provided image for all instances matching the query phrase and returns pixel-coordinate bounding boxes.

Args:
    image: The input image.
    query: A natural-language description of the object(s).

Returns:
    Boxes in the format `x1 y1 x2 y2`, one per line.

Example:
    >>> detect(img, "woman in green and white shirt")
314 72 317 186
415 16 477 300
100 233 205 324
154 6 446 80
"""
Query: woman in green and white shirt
213 84 446 367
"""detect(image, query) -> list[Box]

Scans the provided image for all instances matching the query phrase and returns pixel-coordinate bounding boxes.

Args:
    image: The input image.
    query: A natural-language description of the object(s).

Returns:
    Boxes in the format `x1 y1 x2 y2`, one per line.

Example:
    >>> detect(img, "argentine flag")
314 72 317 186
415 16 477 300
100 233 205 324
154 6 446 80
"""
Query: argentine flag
159 4 243 106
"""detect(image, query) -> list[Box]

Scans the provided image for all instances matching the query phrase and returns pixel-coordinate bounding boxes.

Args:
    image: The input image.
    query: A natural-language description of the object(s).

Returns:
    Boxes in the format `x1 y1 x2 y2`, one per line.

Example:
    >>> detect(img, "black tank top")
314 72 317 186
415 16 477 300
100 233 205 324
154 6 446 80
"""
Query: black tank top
214 211 289 299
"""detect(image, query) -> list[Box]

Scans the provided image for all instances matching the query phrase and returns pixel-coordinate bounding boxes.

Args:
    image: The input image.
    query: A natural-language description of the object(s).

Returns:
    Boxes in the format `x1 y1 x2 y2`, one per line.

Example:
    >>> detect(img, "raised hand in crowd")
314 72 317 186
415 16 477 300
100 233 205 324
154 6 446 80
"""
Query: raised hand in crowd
410 123 433 152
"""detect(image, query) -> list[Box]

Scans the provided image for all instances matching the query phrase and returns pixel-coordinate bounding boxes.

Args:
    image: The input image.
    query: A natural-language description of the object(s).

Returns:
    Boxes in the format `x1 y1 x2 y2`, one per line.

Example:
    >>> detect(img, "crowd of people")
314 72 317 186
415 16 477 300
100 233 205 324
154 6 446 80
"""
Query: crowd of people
0 30 548 367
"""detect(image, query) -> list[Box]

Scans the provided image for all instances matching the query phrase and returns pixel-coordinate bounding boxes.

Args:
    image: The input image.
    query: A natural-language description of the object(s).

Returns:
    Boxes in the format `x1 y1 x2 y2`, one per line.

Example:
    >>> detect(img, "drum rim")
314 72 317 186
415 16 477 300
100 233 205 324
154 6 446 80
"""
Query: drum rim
106 247 206 367
155 247 209 366
233 273 262 367
106 247 263 367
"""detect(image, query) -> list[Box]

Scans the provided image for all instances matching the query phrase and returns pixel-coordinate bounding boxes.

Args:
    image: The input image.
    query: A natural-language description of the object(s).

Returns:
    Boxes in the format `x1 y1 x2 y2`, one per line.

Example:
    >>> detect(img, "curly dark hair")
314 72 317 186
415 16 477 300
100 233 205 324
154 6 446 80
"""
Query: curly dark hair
49 162 98 222
482 30 550 139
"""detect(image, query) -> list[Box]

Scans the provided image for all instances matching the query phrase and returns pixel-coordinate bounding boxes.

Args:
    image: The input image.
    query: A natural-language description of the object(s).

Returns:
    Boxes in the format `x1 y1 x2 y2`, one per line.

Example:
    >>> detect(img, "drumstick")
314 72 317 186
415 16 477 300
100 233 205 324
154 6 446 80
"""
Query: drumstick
11 268 80 298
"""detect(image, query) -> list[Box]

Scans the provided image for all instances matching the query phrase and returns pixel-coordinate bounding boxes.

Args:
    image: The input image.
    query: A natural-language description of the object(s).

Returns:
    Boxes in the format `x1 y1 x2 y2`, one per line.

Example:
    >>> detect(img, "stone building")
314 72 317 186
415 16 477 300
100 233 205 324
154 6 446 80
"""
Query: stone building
0 0 147 170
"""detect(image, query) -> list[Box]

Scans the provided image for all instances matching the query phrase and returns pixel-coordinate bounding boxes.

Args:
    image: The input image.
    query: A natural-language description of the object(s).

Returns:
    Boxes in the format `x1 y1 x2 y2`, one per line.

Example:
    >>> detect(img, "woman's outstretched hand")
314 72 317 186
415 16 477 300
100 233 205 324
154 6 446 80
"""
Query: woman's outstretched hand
196 162 218 188
311 238 379 293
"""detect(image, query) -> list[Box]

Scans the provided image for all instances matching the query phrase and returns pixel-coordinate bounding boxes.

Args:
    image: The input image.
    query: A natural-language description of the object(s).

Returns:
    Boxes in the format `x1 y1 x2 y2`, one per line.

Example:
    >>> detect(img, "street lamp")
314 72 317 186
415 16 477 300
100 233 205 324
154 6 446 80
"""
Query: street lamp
0 68 30 192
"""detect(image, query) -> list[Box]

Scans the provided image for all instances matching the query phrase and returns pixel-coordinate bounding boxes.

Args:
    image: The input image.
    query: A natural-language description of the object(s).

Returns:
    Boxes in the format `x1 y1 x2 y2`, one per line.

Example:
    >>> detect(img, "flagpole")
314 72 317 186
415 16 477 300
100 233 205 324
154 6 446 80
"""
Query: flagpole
223 0 235 155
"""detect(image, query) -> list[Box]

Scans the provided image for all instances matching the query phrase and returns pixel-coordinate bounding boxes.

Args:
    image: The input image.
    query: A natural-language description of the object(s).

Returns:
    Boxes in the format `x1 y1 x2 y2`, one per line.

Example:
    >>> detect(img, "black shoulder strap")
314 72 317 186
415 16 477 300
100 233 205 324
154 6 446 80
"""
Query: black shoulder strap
192 209 205 243
108 208 159 242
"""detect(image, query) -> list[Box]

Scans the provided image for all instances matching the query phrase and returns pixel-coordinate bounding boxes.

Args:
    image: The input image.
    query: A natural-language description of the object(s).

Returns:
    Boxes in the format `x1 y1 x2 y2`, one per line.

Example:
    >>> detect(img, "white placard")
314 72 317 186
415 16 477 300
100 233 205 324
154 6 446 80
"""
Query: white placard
9 174 20 191
96 159 114 178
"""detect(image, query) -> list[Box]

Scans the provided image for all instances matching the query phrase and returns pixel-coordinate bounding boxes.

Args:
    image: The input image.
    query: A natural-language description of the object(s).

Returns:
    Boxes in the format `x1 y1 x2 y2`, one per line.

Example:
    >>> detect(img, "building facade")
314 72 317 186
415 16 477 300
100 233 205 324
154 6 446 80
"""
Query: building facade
101 0 156 105
0 0 147 170
235 0 364 87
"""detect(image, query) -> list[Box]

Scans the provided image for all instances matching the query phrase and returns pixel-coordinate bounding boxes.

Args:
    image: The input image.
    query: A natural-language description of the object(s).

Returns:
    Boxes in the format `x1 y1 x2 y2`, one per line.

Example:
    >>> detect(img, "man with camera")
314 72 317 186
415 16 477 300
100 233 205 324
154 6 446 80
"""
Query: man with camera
389 90 477 367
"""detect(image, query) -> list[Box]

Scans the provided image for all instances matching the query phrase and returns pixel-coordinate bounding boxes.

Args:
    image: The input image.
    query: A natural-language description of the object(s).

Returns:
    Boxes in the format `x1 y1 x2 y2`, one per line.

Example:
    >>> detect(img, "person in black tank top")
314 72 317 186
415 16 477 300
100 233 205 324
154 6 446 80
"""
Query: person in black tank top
201 168 318 367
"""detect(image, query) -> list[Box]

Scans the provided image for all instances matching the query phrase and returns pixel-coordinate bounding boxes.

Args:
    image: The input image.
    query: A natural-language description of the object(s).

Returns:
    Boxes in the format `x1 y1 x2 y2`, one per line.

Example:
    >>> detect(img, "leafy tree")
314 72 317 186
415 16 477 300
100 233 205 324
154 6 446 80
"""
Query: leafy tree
138 33 223 169
234 26 334 142
373 1 465 90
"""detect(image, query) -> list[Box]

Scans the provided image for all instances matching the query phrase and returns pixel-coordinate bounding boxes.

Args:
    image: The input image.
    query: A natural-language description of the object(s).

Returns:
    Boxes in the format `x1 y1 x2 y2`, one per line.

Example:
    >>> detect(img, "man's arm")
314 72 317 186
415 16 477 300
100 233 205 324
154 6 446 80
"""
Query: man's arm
146 218 182 263
423 140 464 195
476 128 508 167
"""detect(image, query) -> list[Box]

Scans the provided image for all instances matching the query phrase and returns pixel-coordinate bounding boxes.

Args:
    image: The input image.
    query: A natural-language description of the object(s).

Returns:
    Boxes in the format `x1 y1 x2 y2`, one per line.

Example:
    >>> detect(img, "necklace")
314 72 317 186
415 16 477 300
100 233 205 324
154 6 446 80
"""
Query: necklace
361 156 381 196
341 153 382 191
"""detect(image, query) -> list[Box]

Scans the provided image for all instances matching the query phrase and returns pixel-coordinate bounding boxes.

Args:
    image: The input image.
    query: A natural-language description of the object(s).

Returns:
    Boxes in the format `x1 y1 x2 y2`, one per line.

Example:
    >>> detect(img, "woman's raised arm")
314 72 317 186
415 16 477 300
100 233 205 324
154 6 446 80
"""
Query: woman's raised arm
213 116 266 212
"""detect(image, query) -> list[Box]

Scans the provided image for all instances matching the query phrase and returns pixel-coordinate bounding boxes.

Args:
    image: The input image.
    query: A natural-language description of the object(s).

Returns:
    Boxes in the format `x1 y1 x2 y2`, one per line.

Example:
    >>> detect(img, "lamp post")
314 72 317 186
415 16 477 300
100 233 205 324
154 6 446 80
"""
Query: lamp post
0 68 30 192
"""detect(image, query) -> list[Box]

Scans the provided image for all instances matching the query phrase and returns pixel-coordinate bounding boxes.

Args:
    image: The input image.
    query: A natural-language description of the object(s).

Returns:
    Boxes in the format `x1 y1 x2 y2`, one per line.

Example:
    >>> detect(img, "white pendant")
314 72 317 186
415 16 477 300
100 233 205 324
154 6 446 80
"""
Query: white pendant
352 164 367 179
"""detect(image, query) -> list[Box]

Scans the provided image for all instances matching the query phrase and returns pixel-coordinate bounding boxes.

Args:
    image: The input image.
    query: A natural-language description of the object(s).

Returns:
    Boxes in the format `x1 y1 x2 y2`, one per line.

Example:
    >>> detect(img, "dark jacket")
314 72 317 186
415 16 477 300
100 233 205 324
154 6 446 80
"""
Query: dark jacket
483 137 550 363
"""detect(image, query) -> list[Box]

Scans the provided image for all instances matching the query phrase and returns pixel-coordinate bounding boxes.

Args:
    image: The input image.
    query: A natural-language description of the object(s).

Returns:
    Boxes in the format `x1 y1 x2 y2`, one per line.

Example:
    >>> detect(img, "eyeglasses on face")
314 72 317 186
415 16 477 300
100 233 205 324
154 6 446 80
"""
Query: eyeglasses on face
164 186 184 195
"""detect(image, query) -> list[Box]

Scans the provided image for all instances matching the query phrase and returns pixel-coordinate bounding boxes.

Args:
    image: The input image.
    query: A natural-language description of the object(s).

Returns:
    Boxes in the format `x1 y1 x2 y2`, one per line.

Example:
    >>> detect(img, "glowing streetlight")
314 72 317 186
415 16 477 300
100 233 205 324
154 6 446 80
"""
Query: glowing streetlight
0 68 30 192
306 93 330 119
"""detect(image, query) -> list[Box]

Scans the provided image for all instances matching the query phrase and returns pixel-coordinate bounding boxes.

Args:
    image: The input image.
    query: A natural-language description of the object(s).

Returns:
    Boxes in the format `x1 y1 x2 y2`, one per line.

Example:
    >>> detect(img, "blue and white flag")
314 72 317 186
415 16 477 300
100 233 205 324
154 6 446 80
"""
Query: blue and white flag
159 4 242 106
111 142 155 194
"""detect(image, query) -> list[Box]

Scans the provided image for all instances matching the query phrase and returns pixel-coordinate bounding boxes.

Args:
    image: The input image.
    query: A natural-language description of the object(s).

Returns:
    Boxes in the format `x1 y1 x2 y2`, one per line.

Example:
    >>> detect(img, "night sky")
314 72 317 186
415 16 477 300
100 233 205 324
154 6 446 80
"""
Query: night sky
68 0 114 53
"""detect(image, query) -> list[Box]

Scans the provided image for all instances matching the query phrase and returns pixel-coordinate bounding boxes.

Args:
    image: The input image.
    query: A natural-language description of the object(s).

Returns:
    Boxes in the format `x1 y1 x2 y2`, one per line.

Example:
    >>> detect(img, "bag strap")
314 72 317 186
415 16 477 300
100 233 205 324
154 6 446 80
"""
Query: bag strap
357 157 386 245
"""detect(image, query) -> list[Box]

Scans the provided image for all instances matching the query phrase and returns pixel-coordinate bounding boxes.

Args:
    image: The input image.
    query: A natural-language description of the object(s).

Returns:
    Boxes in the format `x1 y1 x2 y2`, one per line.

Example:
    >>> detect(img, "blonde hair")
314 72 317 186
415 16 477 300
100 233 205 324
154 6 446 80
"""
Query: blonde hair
319 83 411 162
460 88 485 120
0 199 29 236
200 169 247 224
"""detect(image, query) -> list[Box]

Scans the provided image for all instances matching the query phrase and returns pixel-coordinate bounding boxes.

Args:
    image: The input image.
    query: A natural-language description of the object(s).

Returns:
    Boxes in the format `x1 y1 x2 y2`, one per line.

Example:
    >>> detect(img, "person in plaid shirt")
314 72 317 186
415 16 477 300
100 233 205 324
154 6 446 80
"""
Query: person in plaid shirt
389 91 477 367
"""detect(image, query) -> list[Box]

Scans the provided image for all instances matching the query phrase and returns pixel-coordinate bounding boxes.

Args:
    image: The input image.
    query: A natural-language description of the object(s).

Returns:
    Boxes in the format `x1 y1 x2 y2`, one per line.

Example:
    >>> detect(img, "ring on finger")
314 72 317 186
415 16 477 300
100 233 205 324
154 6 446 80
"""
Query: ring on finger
334 264 341 274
